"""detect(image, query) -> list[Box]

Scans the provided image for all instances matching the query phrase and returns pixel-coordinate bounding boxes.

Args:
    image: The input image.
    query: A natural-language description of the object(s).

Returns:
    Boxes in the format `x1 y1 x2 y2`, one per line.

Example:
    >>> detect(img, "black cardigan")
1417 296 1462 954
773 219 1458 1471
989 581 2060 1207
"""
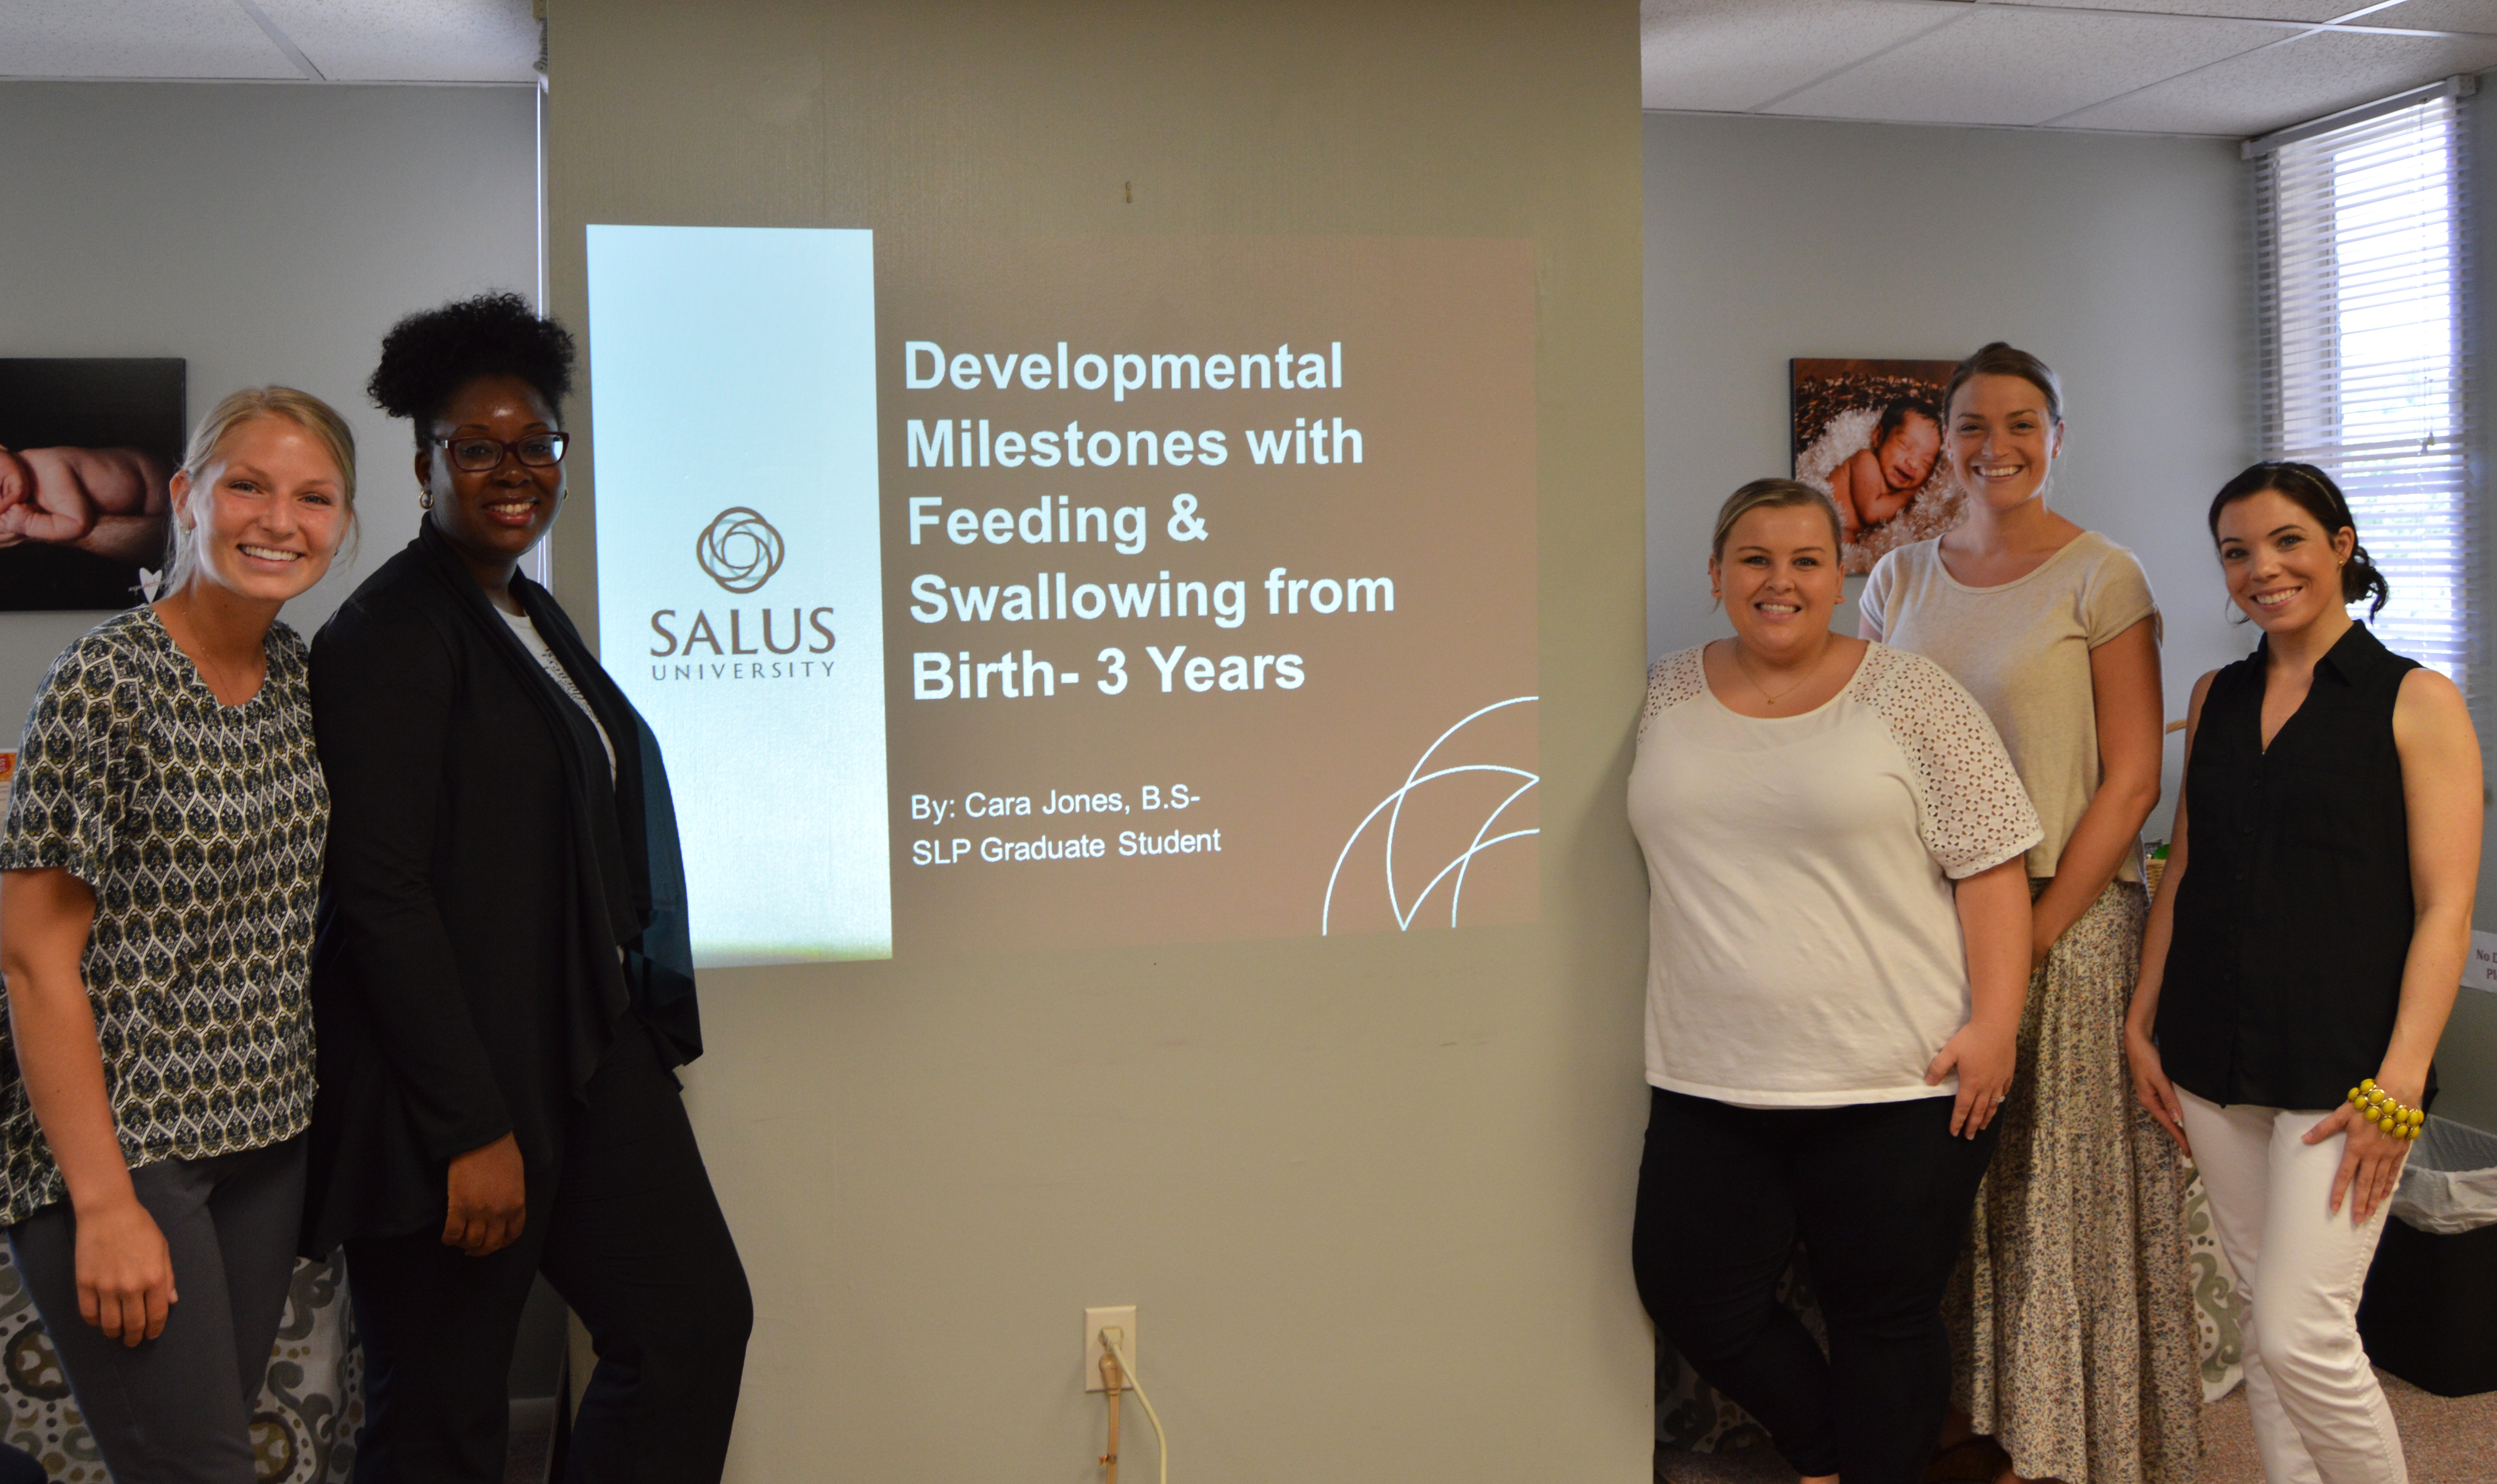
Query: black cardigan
301 522 699 1255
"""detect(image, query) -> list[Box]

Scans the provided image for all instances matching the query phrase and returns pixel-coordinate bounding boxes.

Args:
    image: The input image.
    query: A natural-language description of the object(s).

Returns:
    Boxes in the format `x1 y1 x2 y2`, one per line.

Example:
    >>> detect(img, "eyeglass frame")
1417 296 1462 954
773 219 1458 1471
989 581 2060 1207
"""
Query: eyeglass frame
431 431 571 472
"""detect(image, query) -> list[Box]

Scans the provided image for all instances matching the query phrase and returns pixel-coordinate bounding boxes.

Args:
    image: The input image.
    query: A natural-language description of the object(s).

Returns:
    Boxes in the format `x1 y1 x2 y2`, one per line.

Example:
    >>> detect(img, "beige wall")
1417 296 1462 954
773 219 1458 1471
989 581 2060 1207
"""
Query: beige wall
544 3 1653 1480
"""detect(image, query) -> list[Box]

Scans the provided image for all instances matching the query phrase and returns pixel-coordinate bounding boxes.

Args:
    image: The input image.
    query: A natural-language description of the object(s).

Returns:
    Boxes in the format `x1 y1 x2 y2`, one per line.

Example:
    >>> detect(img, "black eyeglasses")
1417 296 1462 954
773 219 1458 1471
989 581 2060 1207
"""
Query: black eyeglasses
434 431 570 472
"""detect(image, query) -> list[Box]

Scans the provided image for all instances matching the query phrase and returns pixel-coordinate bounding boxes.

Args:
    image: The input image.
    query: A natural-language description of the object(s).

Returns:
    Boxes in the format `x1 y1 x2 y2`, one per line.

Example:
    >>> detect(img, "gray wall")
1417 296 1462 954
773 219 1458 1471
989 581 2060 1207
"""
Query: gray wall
1643 112 2255 841
0 81 538 733
1641 104 2497 1129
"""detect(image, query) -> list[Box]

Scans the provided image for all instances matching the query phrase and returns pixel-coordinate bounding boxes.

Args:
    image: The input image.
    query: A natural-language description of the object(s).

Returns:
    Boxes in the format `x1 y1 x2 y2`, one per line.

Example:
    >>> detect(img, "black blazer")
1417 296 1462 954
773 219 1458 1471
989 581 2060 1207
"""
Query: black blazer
301 521 699 1255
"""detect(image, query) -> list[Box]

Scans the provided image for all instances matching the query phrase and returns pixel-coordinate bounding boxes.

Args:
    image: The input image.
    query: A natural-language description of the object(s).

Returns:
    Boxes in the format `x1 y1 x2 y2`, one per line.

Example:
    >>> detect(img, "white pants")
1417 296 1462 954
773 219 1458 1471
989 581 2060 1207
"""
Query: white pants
2179 1090 2407 1484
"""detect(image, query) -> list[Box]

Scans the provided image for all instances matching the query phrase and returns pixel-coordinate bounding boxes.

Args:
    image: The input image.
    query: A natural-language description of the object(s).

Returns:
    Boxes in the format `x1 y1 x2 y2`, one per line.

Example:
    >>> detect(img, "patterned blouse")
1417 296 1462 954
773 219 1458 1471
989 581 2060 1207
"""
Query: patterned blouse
0 607 325 1224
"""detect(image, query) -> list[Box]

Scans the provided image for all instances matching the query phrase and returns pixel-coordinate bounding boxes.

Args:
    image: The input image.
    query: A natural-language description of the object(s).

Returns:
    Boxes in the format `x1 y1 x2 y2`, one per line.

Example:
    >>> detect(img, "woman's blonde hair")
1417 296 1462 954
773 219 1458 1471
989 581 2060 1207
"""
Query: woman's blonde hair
1710 477 1842 562
161 387 358 595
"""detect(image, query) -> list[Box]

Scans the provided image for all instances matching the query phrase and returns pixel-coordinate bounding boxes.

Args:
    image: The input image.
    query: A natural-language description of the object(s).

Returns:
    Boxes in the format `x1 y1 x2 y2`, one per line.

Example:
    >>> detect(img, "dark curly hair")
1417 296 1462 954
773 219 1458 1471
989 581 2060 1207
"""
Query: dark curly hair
367 291 575 453
2208 460 2390 619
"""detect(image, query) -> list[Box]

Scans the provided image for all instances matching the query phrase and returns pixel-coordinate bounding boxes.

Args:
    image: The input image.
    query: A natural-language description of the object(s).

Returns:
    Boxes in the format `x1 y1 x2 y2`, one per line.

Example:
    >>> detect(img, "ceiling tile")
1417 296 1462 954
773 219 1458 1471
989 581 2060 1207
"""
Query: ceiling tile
1988 0 2497 36
252 0 538 83
1985 0 2363 19
2351 0 2497 36
1640 0 1961 112
0 0 299 79
1763 6 2273 127
2056 28 2497 133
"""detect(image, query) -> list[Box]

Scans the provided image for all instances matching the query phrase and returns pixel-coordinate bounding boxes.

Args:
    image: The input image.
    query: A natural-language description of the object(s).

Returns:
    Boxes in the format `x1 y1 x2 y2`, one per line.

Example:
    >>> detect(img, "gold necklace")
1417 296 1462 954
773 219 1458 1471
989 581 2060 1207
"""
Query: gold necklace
1731 640 1823 706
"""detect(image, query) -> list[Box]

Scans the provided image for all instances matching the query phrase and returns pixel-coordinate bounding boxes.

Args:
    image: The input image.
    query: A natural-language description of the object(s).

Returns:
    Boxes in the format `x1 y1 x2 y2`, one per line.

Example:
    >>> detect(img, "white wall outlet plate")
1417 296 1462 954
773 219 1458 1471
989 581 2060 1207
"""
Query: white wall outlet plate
1084 1305 1136 1392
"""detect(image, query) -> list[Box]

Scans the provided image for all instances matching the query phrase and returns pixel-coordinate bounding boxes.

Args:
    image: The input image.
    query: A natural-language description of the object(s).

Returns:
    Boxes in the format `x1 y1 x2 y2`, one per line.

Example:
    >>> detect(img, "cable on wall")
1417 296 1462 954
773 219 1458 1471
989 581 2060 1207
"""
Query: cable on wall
1098 1328 1167 1484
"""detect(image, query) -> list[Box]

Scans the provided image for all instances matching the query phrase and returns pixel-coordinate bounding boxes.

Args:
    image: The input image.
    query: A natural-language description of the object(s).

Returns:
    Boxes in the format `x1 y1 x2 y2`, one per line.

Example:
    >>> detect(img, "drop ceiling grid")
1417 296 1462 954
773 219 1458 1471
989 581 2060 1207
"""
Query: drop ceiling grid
251 0 538 83
1763 5 2280 127
2056 24 2497 132
2361 0 2497 37
1982 0 2402 21
1638 0 1956 112
0 0 299 80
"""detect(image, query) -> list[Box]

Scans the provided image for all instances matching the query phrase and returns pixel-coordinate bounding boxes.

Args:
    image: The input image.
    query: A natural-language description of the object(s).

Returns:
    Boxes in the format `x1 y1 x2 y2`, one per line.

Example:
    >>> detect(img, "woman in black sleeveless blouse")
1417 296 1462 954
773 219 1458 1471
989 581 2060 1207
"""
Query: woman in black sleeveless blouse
2126 463 2479 1484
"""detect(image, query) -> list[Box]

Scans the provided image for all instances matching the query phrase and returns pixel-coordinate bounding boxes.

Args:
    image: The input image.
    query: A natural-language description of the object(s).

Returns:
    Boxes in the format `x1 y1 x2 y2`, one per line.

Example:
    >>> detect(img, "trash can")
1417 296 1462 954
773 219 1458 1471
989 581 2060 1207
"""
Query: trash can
2356 1117 2497 1397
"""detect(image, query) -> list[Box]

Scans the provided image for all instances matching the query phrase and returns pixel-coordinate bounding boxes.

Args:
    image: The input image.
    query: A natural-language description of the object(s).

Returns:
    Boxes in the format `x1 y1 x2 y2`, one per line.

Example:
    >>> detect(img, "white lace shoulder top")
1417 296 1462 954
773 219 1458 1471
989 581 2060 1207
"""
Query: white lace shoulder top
1628 641 2041 1105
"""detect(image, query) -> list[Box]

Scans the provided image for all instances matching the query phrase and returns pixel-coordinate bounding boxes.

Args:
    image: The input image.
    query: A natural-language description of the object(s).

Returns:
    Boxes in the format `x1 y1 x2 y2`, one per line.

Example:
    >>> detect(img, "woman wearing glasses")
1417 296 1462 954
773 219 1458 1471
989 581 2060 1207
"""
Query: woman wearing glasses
302 293 750 1483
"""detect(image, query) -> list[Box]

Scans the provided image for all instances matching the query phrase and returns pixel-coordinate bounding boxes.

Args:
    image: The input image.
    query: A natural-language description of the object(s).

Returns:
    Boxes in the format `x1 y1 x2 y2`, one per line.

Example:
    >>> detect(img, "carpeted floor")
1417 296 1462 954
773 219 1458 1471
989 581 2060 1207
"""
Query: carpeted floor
1657 1370 2497 1484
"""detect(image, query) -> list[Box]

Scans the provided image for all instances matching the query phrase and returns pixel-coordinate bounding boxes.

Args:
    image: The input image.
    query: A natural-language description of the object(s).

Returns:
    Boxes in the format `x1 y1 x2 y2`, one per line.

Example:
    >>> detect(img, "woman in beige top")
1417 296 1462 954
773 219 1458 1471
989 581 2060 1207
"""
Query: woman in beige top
1861 344 2196 1484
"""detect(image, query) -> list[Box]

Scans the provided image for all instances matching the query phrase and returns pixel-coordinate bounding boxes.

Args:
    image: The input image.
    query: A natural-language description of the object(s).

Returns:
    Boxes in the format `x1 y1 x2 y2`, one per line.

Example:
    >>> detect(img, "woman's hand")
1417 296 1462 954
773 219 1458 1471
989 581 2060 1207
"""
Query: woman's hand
443 1133 527 1257
73 1194 175 1346
2307 1095 2414 1225
1927 1019 2018 1138
2123 1022 2190 1154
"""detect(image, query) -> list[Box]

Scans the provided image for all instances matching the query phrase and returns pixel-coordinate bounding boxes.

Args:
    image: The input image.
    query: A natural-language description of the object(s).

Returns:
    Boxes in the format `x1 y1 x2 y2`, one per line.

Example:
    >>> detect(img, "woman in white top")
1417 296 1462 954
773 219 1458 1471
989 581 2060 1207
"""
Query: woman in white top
1861 344 2197 1484
1631 479 2040 1484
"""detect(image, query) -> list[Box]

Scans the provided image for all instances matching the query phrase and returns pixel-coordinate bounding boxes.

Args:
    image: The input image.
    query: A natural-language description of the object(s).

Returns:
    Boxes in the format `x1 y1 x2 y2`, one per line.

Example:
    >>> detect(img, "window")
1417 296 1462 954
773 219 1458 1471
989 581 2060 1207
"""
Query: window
2252 80 2476 697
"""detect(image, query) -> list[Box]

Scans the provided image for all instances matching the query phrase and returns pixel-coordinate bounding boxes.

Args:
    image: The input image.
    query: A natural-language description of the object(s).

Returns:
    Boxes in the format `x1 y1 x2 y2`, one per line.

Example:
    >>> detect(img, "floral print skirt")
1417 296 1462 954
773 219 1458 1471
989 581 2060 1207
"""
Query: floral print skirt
1944 879 2204 1484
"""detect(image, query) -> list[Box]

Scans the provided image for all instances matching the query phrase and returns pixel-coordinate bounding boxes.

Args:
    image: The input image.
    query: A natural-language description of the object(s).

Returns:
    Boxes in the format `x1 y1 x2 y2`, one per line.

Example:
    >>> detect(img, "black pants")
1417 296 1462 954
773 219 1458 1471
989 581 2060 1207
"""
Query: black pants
10 1136 305 1484
1632 1089 1996 1484
345 1028 752 1484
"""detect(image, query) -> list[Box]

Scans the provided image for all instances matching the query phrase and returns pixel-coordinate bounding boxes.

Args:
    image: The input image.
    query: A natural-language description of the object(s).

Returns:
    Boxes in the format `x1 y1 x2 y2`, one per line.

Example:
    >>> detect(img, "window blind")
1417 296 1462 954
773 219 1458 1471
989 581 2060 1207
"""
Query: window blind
2254 88 2476 698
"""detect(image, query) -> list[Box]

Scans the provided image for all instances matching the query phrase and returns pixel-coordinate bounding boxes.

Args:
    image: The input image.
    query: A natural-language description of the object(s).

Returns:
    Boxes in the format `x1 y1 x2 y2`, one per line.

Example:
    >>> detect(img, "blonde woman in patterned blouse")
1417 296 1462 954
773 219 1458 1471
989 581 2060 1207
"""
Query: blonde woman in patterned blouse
0 388 353 1484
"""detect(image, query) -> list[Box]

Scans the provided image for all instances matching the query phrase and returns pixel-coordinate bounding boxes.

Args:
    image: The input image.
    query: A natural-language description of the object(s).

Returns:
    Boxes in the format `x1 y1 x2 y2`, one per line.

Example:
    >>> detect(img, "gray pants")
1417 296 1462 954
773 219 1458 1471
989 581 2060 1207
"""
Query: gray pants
9 1135 306 1484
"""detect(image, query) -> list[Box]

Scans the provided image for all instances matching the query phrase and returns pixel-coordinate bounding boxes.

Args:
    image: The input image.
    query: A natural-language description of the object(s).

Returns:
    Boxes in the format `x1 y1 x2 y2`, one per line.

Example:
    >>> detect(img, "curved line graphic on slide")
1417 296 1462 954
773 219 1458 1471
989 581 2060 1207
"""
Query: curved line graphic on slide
1321 697 1538 935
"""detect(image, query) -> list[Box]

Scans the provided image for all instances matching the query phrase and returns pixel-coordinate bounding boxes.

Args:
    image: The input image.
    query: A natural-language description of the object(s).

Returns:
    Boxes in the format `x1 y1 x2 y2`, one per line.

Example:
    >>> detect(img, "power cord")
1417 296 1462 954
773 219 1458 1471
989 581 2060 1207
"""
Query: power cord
1099 1327 1167 1484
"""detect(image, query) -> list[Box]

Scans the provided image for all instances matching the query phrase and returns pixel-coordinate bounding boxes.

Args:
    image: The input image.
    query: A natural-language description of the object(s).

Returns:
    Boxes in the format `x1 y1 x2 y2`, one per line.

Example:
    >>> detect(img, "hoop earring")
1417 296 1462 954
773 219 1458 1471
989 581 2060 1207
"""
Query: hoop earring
417 489 433 511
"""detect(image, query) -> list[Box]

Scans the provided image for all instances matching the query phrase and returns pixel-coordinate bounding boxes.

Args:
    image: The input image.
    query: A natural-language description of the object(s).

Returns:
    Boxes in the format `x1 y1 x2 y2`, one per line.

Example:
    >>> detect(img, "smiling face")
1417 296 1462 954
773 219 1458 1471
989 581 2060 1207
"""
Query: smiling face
171 415 349 604
2213 488 2355 636
1878 410 1942 493
419 372 565 577
1946 373 2062 512
1710 502 1842 658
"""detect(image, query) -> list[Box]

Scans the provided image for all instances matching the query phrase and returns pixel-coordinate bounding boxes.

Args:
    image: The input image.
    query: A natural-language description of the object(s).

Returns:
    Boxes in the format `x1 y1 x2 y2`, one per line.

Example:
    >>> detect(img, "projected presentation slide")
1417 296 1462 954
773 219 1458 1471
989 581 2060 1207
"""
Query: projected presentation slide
589 228 1537 965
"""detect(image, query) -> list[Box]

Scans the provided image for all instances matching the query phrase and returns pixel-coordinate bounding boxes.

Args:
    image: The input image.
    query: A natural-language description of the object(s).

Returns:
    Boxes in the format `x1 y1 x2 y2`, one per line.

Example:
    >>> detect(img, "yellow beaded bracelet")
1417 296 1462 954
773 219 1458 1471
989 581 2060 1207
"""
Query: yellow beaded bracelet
2347 1077 2425 1140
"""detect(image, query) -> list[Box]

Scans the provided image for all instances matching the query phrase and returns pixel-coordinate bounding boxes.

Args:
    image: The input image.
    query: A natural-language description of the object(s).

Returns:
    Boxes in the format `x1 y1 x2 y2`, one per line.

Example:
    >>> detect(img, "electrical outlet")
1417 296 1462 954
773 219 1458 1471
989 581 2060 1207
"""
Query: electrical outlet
1084 1305 1137 1392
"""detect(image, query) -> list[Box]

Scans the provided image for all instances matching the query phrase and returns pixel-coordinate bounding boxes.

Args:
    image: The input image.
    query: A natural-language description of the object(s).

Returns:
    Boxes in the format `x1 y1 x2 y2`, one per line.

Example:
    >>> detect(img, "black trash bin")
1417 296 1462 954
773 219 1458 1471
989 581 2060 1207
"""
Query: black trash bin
2357 1118 2497 1398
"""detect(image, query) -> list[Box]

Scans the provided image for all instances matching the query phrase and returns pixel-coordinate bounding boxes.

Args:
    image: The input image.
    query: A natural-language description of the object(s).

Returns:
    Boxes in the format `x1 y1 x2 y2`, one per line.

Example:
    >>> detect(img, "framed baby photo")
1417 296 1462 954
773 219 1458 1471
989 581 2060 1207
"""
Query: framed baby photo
1790 357 1956 575
0 358 186 612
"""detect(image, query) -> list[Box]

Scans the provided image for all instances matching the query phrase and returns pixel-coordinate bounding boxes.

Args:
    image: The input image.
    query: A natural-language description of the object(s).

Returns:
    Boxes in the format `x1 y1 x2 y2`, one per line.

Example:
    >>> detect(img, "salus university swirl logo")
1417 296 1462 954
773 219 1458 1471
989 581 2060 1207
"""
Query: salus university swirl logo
695 507 786 593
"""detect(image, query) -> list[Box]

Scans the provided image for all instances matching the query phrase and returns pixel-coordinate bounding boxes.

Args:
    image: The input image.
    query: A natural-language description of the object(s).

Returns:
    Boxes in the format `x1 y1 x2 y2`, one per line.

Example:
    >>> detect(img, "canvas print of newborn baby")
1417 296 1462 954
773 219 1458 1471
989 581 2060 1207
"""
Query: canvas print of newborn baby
1790 357 1956 576
0 359 184 611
